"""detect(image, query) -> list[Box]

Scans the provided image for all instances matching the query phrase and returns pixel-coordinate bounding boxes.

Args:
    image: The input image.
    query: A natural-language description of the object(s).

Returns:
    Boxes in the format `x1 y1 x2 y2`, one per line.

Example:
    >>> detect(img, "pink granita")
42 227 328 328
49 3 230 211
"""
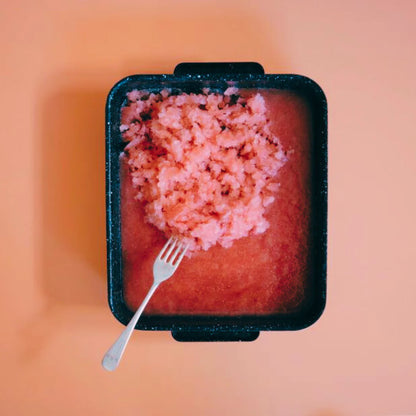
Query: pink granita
120 87 287 253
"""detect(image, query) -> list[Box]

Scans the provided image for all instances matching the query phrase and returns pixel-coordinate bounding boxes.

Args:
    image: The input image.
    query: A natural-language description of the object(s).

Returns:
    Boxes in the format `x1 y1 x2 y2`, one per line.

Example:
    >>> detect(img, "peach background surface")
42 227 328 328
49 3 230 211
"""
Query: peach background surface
1 0 415 415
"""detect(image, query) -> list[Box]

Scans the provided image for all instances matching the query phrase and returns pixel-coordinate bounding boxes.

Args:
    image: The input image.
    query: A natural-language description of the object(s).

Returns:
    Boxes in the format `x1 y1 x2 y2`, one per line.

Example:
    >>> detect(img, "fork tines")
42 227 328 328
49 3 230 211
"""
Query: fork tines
158 237 188 265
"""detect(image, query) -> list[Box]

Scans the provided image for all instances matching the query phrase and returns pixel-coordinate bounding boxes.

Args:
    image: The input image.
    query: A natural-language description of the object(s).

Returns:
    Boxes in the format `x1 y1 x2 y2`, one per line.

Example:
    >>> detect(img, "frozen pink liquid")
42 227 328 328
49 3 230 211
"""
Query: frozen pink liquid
121 90 311 315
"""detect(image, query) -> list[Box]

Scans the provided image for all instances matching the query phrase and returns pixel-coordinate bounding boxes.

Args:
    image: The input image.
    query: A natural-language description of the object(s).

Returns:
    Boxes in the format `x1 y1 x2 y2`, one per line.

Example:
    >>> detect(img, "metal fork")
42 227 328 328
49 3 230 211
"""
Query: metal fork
102 237 188 371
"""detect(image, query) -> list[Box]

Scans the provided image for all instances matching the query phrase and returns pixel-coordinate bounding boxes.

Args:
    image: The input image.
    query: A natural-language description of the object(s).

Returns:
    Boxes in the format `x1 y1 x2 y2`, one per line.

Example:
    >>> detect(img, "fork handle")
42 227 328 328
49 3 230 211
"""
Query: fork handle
102 282 159 371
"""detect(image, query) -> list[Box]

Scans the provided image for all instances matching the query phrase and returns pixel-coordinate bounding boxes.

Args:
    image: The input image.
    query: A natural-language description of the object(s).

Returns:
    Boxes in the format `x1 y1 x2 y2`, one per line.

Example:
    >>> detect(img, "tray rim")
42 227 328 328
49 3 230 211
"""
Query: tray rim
105 67 327 340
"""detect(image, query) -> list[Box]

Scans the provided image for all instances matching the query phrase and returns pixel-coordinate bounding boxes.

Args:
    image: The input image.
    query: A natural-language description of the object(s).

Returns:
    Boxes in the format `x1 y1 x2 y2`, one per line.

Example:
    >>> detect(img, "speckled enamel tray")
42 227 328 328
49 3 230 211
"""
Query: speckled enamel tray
105 62 327 341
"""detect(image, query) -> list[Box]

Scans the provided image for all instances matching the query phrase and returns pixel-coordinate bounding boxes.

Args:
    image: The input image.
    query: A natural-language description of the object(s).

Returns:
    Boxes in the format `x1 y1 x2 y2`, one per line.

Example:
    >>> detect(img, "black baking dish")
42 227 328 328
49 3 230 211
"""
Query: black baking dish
105 62 327 342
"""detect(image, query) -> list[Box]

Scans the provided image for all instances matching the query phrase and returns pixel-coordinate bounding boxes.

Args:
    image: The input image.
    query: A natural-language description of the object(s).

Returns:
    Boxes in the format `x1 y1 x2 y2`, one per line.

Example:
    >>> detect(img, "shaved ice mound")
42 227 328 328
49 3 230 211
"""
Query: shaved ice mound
120 88 287 254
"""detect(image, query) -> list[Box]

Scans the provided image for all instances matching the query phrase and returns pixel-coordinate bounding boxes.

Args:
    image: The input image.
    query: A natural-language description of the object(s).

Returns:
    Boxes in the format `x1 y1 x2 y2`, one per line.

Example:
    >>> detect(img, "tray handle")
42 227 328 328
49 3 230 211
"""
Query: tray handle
171 330 259 342
174 62 264 76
